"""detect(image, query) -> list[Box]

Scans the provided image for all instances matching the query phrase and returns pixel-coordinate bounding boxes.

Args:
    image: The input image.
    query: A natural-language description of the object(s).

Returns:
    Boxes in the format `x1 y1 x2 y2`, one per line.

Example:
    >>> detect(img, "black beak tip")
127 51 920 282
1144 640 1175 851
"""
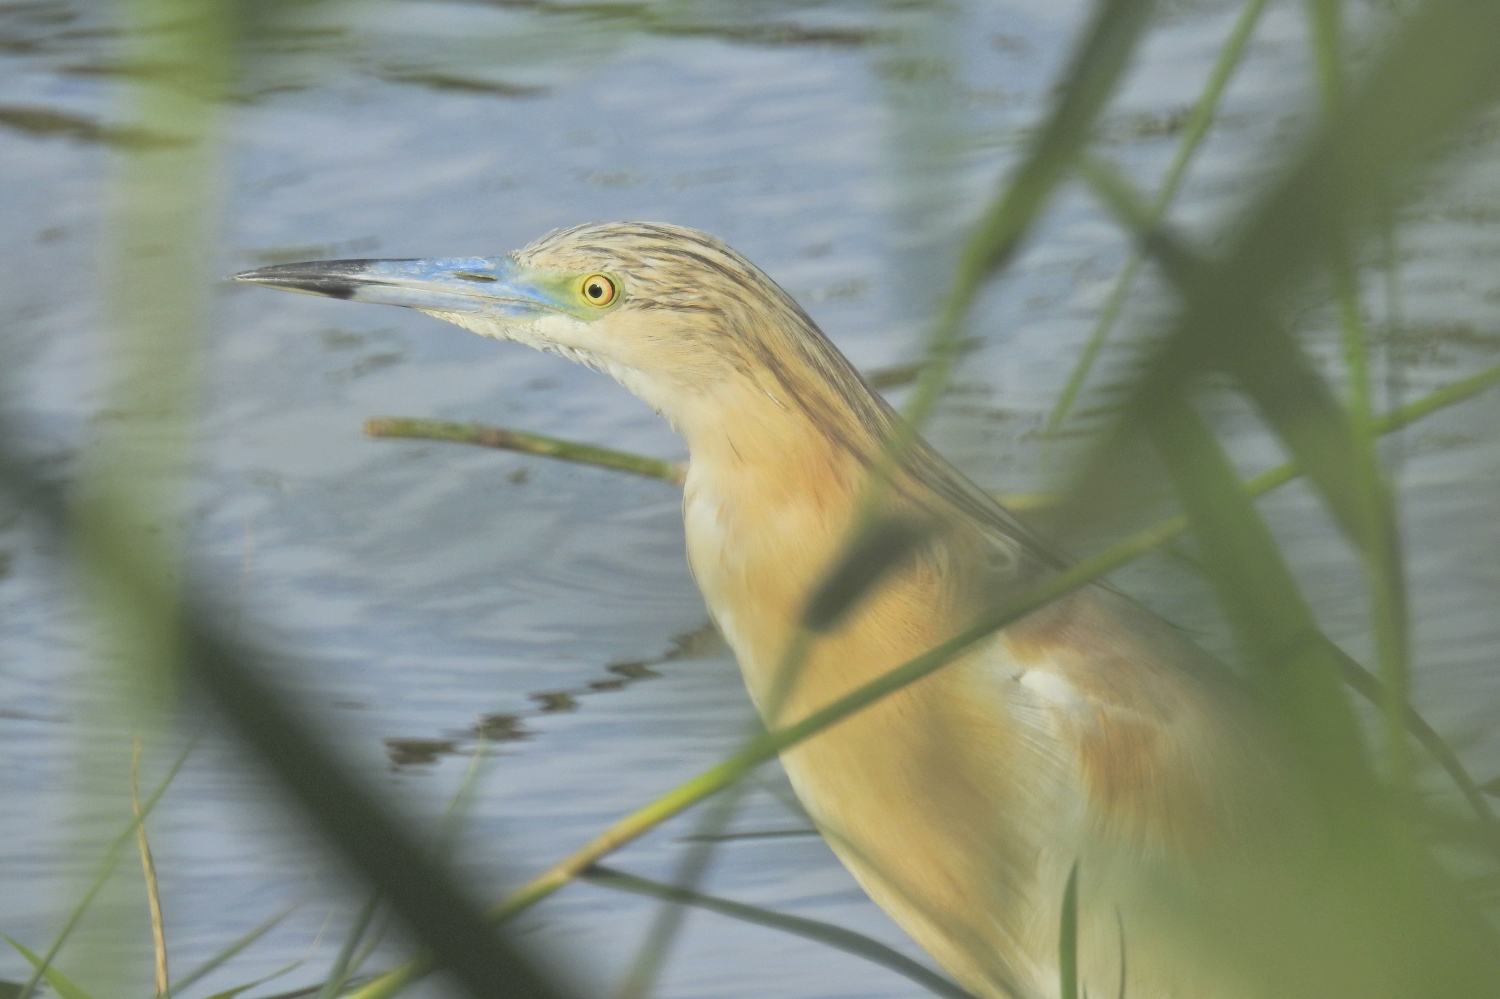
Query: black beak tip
230 259 373 300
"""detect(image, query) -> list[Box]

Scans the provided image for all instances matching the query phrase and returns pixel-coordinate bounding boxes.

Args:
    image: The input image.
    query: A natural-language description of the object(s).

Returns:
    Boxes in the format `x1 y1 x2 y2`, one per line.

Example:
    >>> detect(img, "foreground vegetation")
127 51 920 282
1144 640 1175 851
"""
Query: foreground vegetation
7 0 1500 997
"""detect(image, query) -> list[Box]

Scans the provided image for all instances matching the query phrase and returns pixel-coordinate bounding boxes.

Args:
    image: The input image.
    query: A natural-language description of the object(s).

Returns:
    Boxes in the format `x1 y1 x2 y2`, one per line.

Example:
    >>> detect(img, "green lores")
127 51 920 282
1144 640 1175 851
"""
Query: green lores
233 256 624 322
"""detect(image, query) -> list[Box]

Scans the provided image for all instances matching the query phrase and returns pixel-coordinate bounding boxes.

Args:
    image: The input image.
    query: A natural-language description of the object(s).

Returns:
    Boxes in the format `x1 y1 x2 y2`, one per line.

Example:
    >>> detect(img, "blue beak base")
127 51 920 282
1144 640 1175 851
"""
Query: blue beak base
232 256 556 320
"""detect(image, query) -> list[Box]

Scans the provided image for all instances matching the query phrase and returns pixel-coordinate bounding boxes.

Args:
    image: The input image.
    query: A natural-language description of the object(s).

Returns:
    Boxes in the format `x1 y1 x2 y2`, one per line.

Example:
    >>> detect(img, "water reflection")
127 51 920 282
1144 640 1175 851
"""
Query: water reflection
383 621 722 770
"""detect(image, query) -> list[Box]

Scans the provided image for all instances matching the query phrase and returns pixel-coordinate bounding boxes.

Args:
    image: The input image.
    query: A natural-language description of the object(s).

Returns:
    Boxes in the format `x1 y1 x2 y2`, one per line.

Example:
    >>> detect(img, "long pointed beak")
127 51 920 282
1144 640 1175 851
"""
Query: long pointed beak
232 256 558 319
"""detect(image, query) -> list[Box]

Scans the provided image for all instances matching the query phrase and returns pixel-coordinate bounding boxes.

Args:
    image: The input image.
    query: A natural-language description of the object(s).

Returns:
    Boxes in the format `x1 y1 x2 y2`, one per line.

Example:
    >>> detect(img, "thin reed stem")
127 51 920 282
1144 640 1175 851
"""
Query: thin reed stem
904 0 1156 438
17 740 195 999
584 866 979 999
364 414 1055 509
1058 863 1080 999
441 736 495 854
765 0 1162 779
315 896 380 999
611 781 753 999
1079 150 1427 800
345 542 1148 999
1307 0 1415 800
364 417 686 484
130 739 169 998
168 904 300 996
342 359 1500 999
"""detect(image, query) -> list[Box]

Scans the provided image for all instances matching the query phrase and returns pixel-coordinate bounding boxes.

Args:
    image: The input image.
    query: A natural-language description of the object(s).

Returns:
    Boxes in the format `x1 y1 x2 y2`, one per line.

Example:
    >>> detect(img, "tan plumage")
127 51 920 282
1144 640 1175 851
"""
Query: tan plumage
501 223 1305 999
238 222 1319 999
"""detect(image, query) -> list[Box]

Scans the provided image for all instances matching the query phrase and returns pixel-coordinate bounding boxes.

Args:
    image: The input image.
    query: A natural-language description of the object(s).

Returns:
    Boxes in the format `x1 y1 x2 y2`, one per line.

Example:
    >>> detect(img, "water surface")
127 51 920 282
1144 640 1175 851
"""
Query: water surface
2 1 1499 997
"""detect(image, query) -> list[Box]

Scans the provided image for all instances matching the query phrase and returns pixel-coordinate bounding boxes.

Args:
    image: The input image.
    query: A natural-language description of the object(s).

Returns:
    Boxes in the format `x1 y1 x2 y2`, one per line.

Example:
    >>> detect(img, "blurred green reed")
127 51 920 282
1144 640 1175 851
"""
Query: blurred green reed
9 0 1500 998
1045 0 1271 437
1304 0 1415 801
1057 865 1080 999
63 0 231 993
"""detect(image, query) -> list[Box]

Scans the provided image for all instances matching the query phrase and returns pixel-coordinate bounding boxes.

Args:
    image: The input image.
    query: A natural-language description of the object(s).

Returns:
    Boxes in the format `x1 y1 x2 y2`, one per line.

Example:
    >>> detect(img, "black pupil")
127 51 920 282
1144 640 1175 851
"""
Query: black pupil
588 282 604 300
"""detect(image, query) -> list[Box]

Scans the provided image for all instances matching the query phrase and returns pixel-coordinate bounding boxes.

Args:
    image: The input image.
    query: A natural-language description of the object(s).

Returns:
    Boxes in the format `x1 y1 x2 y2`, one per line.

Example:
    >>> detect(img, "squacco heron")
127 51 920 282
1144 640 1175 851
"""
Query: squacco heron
236 222 1311 999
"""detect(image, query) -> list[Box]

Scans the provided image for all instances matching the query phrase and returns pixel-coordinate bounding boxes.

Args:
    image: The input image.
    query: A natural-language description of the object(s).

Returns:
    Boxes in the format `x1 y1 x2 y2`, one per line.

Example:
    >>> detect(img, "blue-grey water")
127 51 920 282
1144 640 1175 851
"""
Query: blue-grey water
2 1 1499 997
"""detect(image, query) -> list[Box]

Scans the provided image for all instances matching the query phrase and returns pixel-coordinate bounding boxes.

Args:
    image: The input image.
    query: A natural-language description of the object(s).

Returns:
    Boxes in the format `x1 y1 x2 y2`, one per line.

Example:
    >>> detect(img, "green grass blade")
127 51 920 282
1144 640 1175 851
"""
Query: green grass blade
343 543 1167 999
343 912 395 992
203 985 266 999
804 0 1163 696
611 782 753 999
905 0 1158 436
170 903 300 996
583 866 980 999
68 0 233 989
314 898 379 999
676 827 819 842
1072 169 1500 450
1114 910 1127 999
1305 0 1345 110
1047 0 1272 434
317 737 492 999
1141 397 1500 997
441 735 495 854
1146 390 1500 994
174 616 576 999
7 431 579 999
17 739 195 999
1062 0 1500 547
341 358 1500 999
6 937 97 999
200 958 306 999
1059 863 1080 999
1080 152 1419 796
1376 363 1500 430
767 1 1165 700
1305 0 1415 797
1323 638 1497 833
239 985 329 999
1145 396 1371 811
1077 154 1389 554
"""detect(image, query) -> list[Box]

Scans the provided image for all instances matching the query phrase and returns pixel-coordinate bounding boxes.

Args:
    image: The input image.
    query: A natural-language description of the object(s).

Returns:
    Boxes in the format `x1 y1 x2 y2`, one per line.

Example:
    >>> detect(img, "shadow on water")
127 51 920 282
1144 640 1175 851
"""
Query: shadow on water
383 621 723 769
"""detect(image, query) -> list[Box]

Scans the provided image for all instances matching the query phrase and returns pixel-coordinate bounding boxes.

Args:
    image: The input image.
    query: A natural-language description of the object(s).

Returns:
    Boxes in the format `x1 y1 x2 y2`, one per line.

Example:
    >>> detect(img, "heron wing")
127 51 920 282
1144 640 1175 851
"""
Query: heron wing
910 441 1273 849
991 583 1255 853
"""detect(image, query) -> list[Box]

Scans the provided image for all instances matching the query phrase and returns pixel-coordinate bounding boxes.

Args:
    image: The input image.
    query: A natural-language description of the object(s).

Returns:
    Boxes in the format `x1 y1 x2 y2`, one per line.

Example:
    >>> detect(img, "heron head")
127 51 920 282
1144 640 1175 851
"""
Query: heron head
234 221 826 422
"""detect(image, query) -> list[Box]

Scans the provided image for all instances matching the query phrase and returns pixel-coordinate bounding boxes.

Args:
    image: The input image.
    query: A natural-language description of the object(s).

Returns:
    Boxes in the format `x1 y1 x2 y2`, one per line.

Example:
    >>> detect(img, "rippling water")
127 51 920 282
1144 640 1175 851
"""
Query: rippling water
2 1 1499 997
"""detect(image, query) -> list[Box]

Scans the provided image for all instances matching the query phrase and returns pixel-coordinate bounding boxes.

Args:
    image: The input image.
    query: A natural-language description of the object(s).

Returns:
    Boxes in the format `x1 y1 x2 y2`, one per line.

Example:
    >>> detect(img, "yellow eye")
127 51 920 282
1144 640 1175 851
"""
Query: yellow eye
579 273 617 307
